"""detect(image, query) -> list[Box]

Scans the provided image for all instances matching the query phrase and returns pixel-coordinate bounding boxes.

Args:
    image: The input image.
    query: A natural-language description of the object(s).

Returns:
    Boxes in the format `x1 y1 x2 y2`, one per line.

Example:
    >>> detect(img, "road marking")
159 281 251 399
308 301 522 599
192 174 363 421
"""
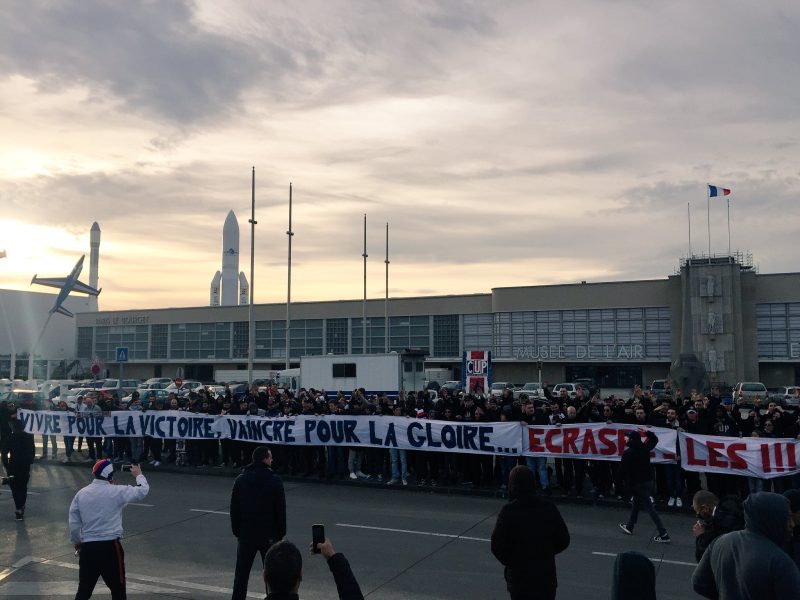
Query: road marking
591 551 696 567
189 508 229 515
0 557 35 583
127 503 153 507
0 580 190 595
336 523 490 542
28 558 262 598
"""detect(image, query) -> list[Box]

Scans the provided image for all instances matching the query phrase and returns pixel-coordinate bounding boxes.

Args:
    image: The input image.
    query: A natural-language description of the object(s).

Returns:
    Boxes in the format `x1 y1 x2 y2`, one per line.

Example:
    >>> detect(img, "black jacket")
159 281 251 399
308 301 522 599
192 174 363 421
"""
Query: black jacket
9 422 35 474
693 492 800 600
620 431 657 486
230 463 286 543
695 495 745 562
264 553 363 600
491 492 570 595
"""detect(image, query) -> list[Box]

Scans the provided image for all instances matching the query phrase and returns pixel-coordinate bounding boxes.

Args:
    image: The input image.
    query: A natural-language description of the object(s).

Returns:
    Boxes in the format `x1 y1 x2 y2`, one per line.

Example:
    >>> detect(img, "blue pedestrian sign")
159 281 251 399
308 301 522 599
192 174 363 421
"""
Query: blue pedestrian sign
116 347 129 363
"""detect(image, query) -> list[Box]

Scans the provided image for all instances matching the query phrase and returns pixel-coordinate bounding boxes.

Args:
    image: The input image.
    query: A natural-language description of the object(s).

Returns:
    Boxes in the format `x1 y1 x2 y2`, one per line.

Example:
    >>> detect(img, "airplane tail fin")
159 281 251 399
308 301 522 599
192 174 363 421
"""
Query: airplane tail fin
53 305 75 318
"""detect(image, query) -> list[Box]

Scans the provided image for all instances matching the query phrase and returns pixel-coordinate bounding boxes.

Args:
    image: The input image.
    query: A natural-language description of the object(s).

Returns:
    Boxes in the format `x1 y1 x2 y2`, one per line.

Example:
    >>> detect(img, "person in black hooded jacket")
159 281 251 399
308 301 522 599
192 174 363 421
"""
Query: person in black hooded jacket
2 411 36 520
491 465 570 600
618 429 670 543
693 491 800 600
692 490 744 562
230 445 287 600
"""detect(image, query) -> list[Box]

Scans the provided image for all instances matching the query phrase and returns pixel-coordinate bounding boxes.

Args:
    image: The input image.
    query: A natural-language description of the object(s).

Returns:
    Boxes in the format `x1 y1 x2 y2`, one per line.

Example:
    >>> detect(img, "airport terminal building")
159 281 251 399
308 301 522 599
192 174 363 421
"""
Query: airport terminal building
74 254 800 389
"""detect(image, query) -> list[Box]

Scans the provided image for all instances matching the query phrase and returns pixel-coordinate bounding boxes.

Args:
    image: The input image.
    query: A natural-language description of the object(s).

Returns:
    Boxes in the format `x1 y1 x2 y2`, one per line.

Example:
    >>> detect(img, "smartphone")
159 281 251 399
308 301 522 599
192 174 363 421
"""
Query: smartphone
312 524 325 554
121 464 135 472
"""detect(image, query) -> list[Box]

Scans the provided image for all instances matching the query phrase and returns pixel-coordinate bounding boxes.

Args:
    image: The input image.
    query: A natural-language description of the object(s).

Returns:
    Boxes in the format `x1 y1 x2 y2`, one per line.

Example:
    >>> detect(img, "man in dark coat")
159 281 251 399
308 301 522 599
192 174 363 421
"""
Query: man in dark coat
1 411 35 520
230 446 287 600
693 492 800 600
491 465 570 600
692 490 744 562
784 489 800 569
618 430 670 542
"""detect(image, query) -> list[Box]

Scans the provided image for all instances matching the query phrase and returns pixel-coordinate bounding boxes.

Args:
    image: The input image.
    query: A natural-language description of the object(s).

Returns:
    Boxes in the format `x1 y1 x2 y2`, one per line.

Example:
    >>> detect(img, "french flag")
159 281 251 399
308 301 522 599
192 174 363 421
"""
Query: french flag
708 184 731 197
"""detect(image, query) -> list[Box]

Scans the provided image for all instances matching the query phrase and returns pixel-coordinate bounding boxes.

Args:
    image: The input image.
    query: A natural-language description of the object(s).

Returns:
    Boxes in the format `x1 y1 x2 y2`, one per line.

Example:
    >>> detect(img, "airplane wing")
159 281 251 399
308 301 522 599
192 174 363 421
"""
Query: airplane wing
31 276 69 289
71 279 101 296
53 305 75 318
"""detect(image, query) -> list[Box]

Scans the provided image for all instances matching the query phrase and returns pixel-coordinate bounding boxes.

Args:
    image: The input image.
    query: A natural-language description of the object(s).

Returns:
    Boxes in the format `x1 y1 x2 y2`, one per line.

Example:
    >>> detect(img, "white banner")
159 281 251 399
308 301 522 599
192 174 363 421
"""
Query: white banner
18 410 522 456
679 432 800 479
523 423 678 463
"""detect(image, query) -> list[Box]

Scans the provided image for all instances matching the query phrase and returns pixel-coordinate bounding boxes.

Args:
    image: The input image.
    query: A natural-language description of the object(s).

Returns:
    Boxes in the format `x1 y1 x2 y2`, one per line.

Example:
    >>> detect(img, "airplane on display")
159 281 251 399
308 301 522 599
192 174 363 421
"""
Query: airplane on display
31 255 101 317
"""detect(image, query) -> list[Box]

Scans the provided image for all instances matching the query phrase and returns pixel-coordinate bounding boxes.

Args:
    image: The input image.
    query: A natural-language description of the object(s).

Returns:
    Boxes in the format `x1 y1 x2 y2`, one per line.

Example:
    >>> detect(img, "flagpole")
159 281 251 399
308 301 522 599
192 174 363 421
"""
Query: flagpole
247 167 256 385
687 202 692 257
727 196 731 257
384 222 389 354
707 184 711 264
362 214 368 354
286 183 293 371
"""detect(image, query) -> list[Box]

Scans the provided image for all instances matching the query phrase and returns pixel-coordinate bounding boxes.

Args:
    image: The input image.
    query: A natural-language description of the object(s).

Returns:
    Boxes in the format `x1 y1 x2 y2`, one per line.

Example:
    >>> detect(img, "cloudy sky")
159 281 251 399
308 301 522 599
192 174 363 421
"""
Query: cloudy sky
0 1 798 311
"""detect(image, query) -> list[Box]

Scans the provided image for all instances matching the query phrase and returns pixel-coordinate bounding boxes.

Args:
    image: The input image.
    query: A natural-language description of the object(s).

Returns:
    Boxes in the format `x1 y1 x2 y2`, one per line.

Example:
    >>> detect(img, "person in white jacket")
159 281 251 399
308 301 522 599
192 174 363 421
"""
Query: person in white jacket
68 459 149 600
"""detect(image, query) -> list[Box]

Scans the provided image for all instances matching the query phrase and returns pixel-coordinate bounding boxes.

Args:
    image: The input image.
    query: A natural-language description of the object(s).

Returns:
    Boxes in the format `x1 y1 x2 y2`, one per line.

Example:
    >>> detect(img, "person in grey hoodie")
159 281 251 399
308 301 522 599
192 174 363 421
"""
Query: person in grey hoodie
692 491 800 600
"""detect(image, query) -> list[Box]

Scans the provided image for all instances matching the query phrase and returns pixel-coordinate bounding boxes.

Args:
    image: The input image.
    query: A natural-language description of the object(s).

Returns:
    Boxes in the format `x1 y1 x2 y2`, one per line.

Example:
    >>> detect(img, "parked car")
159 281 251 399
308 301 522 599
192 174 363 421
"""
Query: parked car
552 383 579 399
52 386 96 409
490 382 516 398
1 389 48 410
778 386 800 408
144 377 173 386
440 381 464 396
733 382 768 405
514 382 544 400
125 389 169 404
573 378 600 397
648 379 673 401
165 380 206 397
97 378 140 398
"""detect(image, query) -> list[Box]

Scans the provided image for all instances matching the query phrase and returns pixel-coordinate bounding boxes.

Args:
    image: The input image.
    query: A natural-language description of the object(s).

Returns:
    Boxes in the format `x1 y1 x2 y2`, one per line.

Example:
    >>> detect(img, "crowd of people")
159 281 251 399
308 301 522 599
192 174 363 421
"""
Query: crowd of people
5 380 800 507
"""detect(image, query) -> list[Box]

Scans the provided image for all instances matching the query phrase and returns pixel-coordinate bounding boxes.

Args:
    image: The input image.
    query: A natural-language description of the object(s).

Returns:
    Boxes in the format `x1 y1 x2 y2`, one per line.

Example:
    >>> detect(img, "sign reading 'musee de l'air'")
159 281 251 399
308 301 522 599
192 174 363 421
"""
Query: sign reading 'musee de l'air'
512 344 646 360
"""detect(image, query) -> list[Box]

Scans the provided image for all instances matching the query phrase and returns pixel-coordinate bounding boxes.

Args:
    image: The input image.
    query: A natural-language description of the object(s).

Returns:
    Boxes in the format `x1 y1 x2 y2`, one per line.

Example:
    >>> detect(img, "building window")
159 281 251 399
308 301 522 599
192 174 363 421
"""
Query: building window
169 322 231 360
77 327 93 359
352 317 388 354
332 363 356 378
233 322 249 358
464 313 493 353
150 324 167 359
757 303 800 360
433 314 459 357
95 325 148 361
326 319 348 354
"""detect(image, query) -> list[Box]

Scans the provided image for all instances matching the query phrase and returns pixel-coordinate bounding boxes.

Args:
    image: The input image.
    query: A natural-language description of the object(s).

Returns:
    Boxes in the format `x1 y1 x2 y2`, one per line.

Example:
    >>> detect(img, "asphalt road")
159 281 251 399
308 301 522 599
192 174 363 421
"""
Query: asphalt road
0 462 703 599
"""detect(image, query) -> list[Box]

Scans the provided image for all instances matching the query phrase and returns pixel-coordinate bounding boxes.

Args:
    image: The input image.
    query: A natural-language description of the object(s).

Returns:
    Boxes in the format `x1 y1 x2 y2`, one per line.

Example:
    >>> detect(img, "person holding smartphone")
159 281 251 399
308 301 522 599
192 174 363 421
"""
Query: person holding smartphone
262 534 364 600
230 445 286 600
68 460 149 599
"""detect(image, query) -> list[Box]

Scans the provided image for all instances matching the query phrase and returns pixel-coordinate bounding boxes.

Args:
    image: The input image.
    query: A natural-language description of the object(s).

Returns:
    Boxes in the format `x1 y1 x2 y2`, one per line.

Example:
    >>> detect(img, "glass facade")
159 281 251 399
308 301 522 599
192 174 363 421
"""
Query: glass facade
492 307 671 361
94 325 148 361
757 303 800 360
77 327 93 359
254 320 286 360
150 324 168 359
78 306 675 364
232 322 248 359
463 313 493 350
326 318 348 354
433 314 459 357
169 323 230 360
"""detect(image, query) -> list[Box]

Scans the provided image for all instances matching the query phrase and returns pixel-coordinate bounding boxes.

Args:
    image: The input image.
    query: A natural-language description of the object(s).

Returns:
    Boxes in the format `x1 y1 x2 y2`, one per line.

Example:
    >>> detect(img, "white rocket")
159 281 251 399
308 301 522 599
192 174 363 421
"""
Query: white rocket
210 210 249 306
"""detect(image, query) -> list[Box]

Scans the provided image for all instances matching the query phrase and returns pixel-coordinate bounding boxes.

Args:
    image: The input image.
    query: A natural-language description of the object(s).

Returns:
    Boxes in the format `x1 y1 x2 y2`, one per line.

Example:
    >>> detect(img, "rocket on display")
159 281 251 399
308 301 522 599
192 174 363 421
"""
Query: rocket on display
210 210 248 306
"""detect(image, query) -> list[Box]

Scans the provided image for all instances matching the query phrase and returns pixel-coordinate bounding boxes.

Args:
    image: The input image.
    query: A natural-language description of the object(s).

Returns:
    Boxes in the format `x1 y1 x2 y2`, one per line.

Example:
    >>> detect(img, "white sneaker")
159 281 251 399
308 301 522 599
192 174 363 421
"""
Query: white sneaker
355 471 367 479
349 472 357 480
676 497 683 508
152 461 161 467
402 479 408 486
667 497 675 507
